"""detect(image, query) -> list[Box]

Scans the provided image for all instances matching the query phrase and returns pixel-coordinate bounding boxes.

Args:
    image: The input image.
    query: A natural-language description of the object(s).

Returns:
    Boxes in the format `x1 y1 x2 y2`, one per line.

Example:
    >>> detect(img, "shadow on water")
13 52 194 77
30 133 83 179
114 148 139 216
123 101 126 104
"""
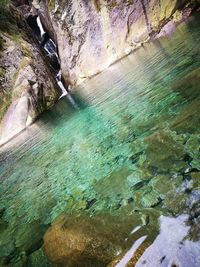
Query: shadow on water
36 97 79 128
37 76 94 128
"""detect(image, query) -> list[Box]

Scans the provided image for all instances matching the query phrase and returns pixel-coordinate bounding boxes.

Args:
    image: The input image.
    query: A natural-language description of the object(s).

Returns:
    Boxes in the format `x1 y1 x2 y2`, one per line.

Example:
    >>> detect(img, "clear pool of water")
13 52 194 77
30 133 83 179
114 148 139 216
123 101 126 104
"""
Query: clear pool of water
0 13 200 267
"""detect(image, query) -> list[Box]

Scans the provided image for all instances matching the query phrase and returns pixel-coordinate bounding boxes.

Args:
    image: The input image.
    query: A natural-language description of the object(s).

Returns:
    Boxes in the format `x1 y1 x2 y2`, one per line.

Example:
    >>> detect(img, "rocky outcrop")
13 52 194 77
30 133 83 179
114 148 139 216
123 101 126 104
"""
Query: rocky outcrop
0 3 58 145
32 0 198 86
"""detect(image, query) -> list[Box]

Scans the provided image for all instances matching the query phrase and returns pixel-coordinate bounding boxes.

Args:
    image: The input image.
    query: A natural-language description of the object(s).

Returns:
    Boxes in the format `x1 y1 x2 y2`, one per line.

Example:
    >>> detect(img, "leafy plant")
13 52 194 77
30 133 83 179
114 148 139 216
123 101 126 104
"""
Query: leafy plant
0 0 17 34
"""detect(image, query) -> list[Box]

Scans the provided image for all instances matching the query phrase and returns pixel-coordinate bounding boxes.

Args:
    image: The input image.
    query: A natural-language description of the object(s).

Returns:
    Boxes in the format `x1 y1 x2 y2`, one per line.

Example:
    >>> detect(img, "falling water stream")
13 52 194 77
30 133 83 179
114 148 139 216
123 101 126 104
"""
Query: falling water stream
0 12 200 267
36 16 45 37
28 15 78 106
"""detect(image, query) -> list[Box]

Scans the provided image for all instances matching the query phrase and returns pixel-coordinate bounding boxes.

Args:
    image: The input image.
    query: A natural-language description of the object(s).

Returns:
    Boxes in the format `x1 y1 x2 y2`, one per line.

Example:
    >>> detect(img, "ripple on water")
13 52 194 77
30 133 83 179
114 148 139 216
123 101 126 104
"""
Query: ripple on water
0 13 200 267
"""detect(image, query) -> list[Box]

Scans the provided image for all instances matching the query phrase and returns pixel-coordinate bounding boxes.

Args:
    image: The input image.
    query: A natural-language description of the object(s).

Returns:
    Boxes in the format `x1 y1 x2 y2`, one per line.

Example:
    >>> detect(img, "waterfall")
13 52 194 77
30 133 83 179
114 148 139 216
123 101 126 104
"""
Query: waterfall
57 79 79 108
56 72 79 109
56 70 67 98
36 16 45 37
57 80 68 98
27 15 78 108
66 93 79 109
44 39 59 59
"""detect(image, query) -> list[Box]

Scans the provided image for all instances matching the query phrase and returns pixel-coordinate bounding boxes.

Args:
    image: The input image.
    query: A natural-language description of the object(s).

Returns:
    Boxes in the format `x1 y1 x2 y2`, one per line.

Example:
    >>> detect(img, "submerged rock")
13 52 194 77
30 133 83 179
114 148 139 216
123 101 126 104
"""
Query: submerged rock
15 220 48 254
43 214 121 267
43 210 149 267
145 130 186 173
191 172 200 189
0 219 48 266
163 192 187 215
0 232 16 266
26 248 53 267
127 172 149 190
150 175 172 197
141 189 162 208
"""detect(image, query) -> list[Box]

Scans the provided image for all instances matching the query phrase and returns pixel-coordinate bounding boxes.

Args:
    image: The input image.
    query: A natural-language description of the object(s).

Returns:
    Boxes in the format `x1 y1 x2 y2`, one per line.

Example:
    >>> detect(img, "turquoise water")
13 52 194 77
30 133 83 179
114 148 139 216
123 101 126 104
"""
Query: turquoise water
0 14 200 267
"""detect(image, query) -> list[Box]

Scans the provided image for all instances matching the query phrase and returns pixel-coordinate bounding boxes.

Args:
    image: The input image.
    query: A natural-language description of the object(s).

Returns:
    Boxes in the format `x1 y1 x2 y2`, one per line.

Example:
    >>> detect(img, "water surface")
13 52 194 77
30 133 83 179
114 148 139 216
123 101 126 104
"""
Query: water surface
0 14 200 267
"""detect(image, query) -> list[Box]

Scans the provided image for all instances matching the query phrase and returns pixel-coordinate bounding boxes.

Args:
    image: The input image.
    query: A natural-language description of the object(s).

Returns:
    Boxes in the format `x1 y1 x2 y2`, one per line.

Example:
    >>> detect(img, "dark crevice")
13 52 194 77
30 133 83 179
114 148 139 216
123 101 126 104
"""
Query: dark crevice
26 15 60 73
140 0 152 35
25 12 79 107
26 15 41 39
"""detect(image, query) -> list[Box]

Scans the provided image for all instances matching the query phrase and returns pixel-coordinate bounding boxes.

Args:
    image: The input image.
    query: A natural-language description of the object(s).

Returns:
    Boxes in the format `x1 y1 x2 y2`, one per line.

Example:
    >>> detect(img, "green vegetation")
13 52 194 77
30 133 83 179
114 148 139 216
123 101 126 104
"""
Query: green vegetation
12 57 31 84
48 0 55 11
0 0 9 6
0 66 6 77
0 90 12 121
0 0 18 34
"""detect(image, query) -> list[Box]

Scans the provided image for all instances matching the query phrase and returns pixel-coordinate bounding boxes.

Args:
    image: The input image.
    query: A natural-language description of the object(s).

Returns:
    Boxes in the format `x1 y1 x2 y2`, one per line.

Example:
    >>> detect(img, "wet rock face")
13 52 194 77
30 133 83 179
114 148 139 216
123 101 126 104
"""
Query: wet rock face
0 4 58 145
33 0 195 86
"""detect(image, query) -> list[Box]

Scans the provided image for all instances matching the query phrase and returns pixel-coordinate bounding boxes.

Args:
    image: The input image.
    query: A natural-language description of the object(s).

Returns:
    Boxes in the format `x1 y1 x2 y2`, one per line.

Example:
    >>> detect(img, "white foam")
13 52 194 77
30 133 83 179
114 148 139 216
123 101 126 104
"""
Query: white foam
36 16 46 37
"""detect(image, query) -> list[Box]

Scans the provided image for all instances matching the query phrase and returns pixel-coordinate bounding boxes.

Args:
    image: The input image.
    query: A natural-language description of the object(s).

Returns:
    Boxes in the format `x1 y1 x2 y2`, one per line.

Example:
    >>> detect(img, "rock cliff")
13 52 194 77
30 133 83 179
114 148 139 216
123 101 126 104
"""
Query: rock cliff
35 0 198 85
0 1 58 145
